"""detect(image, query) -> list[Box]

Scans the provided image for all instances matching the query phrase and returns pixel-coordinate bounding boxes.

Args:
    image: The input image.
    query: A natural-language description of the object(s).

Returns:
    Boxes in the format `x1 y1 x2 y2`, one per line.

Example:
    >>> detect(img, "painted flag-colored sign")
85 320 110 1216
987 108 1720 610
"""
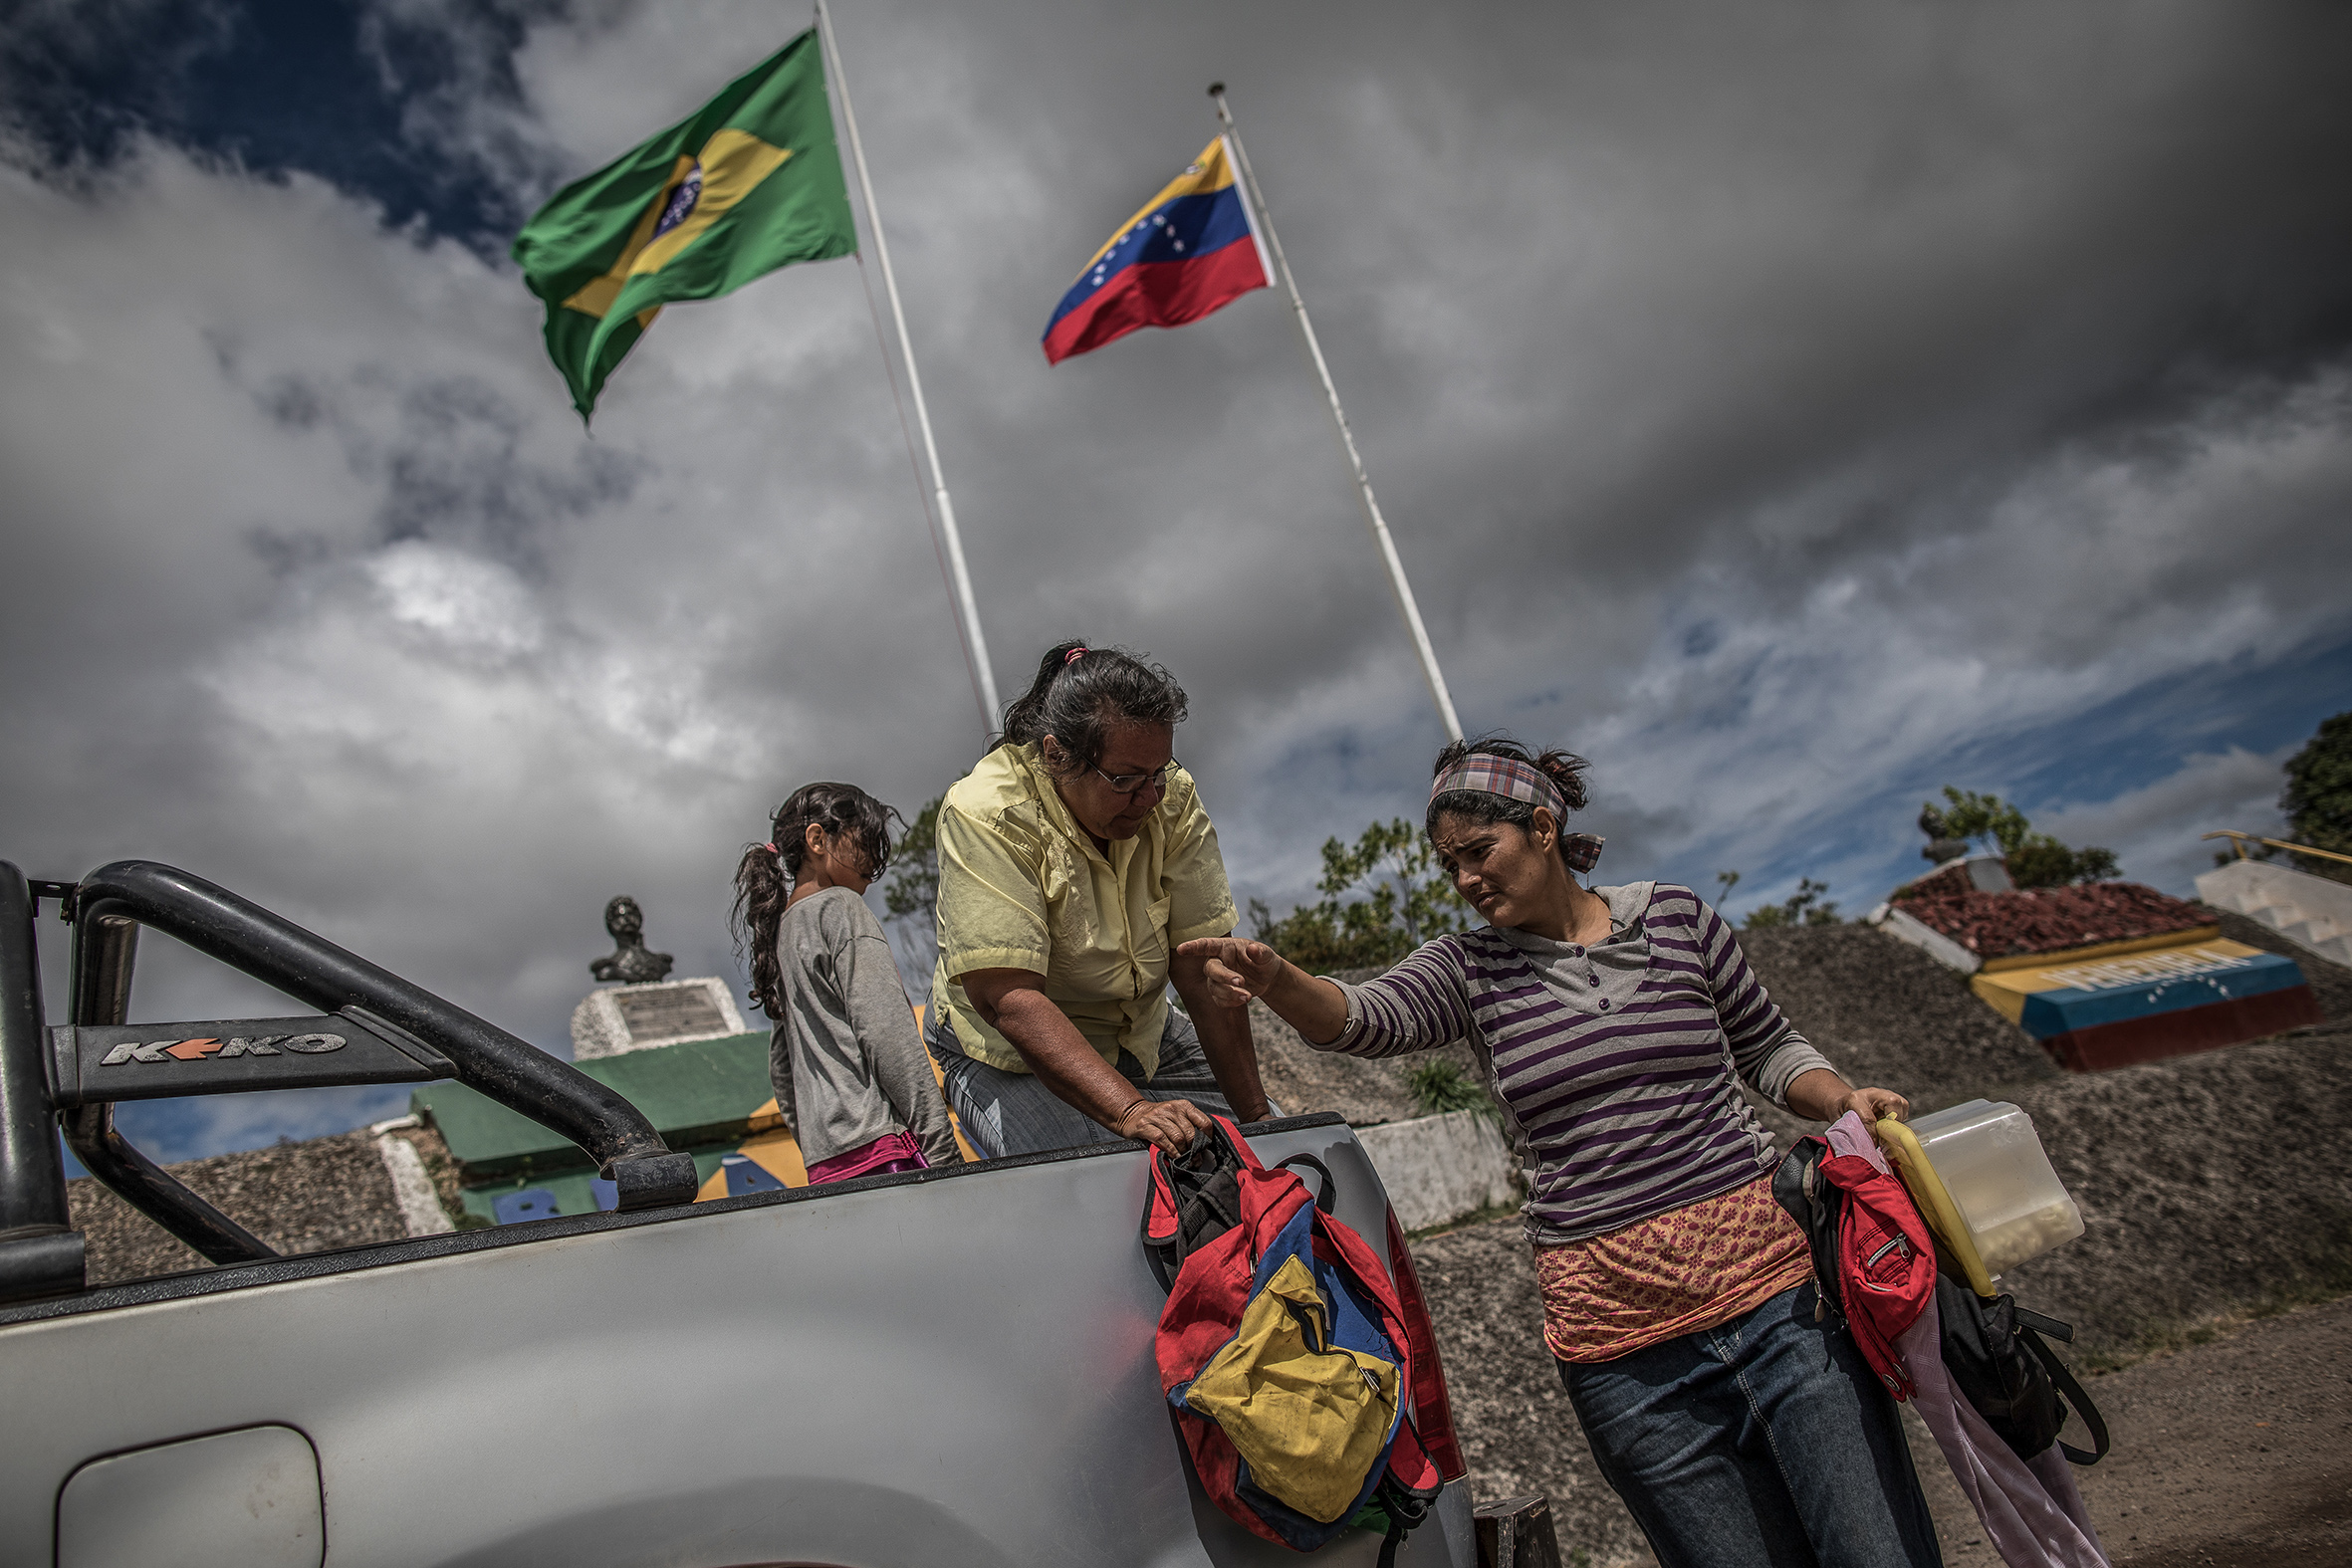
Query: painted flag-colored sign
1043 136 1271 364
1969 938 2323 1071
512 30 855 418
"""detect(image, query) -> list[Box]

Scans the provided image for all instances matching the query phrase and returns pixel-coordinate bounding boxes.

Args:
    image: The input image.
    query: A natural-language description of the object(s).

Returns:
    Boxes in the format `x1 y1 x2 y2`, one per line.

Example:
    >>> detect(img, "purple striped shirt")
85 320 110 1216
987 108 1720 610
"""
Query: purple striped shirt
1328 882 1833 1244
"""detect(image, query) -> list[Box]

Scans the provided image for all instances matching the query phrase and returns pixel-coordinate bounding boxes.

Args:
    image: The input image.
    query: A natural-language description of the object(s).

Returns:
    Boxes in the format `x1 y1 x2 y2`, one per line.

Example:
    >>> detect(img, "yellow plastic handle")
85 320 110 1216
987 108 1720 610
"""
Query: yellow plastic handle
1871 1116 1997 1299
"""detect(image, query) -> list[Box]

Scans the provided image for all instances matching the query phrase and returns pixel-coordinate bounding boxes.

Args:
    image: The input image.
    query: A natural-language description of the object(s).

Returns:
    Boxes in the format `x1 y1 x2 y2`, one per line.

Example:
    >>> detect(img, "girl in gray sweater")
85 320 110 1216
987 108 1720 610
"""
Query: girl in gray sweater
731 784 962 1183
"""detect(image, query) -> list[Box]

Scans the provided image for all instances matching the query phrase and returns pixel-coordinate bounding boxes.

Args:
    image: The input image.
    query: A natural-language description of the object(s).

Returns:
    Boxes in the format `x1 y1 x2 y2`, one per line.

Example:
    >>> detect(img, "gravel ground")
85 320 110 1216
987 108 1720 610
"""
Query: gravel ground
1411 1212 1644 1562
69 1125 454 1284
1243 962 1492 1129
1403 912 2352 1564
1729 922 2064 1117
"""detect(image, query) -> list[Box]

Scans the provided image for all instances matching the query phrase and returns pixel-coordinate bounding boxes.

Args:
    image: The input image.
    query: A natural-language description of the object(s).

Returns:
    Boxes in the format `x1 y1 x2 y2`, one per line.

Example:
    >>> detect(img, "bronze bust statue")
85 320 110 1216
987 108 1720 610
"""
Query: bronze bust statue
590 895 674 985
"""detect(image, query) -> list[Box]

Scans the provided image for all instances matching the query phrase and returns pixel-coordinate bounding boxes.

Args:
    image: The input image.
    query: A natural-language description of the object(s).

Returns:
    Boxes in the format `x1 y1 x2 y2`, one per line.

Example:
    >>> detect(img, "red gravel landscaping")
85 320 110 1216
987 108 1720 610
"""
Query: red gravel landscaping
1894 879 2212 961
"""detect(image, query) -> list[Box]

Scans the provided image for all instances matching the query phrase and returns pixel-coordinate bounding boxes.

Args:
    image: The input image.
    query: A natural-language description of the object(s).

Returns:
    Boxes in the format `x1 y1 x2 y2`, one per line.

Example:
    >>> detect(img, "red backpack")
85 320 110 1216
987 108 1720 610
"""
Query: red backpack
1771 1134 1937 1399
1144 1120 1452 1564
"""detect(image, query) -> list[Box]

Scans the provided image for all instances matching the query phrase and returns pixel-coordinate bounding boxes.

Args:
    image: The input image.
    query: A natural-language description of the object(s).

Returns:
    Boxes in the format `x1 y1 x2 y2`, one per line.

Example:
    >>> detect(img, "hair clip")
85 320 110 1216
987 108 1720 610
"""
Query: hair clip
1064 646 1087 665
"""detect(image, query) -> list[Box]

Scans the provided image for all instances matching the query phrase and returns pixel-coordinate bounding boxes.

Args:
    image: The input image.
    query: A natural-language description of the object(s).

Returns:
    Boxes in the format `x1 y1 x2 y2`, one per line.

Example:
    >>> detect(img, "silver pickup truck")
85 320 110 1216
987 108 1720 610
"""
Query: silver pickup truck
0 860 1478 1567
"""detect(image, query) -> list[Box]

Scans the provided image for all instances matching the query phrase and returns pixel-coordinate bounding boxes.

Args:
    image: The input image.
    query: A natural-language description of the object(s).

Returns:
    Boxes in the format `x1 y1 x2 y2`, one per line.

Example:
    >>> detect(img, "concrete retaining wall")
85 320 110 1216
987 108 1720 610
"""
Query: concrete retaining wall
1356 1110 1520 1232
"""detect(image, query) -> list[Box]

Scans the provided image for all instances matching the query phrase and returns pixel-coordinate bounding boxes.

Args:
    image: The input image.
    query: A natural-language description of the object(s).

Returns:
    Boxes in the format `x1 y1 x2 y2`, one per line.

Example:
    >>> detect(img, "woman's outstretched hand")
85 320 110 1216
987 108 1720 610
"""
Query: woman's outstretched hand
1175 937 1288 1008
1838 1086 1911 1124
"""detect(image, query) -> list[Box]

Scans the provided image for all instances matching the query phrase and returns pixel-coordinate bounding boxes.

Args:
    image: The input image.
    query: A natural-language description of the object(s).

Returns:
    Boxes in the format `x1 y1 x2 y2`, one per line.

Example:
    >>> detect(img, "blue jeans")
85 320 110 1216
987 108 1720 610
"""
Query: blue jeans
1558 1283 1942 1568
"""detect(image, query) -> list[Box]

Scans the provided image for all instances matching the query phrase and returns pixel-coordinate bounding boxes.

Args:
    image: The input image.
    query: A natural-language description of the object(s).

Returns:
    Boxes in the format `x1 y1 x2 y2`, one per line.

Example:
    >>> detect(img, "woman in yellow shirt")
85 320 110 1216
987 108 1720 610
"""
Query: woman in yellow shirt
925 640 1271 1158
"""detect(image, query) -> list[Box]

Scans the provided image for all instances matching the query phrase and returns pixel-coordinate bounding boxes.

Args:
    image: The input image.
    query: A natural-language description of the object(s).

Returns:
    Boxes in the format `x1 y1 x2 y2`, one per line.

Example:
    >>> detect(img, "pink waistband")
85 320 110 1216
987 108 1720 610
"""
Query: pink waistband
806 1129 929 1186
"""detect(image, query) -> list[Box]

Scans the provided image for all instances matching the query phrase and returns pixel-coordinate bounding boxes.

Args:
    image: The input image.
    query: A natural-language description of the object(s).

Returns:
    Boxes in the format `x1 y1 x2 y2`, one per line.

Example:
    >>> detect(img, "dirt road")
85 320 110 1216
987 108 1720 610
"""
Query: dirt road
1922 1294 2352 1568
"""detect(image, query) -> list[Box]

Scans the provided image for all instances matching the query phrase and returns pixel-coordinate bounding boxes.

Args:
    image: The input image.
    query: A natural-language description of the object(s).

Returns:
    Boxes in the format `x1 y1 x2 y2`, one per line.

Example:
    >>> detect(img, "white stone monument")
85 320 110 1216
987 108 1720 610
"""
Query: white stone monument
570 893 749 1059
570 977 748 1060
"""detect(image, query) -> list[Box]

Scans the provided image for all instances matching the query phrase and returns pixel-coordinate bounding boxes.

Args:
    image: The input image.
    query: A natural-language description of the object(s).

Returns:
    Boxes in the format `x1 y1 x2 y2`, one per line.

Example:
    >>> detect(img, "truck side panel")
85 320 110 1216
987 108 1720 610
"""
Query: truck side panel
0 1121 1473 1567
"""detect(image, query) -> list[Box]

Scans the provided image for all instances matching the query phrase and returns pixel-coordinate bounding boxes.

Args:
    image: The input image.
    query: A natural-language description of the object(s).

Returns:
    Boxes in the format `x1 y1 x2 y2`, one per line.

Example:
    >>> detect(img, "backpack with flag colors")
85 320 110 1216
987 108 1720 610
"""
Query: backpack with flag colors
1144 1120 1451 1564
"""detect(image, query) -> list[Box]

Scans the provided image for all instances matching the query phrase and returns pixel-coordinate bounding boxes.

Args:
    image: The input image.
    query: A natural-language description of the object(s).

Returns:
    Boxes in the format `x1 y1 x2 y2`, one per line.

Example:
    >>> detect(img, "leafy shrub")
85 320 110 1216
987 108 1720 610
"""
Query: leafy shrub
1405 1058 1497 1121
882 794 943 932
1744 878 1842 928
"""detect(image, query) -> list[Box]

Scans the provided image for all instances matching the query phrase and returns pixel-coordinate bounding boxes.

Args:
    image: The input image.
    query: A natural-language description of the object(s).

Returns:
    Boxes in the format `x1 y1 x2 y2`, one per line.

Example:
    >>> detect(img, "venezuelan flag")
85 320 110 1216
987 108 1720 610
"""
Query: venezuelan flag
1043 137 1271 364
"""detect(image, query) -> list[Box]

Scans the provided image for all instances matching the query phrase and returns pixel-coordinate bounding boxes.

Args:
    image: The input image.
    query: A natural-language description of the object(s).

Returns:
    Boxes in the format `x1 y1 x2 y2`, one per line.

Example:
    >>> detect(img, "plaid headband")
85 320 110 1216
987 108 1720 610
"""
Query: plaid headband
1430 755 1605 874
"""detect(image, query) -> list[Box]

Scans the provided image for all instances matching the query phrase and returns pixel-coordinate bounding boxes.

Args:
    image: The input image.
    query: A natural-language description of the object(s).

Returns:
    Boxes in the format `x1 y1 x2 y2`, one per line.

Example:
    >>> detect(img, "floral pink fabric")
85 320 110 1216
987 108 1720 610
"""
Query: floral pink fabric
1532 1173 1813 1363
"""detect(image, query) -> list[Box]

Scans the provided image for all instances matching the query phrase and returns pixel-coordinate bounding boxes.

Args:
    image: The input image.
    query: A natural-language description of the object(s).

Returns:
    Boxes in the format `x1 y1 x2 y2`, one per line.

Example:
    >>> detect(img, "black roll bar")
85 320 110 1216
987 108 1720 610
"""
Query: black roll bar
0 865 84 1300
69 861 698 1204
62 1102 276 1264
0 858 699 1299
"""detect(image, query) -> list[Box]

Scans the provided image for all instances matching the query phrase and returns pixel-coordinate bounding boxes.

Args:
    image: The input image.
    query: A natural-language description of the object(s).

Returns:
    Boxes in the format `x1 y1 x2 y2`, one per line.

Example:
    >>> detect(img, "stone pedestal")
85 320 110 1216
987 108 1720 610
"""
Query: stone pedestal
570 977 748 1060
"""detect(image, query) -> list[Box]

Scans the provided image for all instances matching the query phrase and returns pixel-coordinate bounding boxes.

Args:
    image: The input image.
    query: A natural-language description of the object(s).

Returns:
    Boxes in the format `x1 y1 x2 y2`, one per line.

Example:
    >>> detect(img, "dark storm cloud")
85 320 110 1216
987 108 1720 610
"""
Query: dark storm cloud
3 0 2349 1161
0 0 545 239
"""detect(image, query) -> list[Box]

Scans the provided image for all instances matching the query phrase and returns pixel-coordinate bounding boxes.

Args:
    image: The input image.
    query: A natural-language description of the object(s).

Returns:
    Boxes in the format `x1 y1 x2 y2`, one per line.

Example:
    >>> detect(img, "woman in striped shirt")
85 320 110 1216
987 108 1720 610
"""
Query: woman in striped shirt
1180 738 1941 1568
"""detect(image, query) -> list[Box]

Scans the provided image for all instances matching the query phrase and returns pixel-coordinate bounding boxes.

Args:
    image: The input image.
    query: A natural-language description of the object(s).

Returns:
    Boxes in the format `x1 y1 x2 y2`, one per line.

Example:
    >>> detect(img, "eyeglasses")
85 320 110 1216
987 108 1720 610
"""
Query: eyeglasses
1091 759 1177 796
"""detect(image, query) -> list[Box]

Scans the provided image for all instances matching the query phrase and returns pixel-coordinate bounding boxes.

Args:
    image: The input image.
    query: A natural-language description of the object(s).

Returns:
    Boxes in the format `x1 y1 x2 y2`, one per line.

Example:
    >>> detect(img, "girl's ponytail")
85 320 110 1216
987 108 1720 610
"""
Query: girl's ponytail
730 841 792 1019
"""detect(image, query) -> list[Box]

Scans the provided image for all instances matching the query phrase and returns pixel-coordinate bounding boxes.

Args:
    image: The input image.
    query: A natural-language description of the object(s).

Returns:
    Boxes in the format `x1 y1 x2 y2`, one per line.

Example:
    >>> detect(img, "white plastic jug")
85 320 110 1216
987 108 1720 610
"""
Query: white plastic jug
1906 1099 2083 1277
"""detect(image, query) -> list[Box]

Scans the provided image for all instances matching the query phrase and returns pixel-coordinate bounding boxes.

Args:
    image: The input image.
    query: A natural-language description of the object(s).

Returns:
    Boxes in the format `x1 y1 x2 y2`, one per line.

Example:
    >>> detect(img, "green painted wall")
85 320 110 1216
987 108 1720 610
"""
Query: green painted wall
413 1030 773 1185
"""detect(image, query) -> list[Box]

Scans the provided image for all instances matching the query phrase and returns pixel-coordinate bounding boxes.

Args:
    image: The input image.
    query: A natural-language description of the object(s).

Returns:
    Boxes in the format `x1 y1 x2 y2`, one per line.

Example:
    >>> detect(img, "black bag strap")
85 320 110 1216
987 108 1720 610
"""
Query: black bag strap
1371 1473 1432 1568
1142 1226 1178 1294
2016 1323 2109 1465
1771 1138 1845 1325
1141 1124 1240 1288
2014 1305 2073 1342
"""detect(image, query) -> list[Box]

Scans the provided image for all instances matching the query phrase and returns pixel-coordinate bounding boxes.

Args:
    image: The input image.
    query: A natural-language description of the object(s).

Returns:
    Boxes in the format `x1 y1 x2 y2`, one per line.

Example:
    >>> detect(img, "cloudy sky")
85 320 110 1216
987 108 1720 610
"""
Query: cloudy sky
6 0 2348 1163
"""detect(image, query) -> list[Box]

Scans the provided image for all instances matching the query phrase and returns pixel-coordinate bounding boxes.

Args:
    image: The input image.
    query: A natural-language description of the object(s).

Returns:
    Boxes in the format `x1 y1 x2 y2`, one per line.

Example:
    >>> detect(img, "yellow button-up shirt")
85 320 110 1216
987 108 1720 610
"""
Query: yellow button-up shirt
928 743 1238 1077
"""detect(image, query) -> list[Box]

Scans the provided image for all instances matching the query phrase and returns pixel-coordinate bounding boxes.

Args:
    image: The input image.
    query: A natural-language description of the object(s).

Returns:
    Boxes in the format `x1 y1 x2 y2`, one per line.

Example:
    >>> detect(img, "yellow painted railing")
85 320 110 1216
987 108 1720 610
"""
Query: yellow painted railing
2203 829 2352 868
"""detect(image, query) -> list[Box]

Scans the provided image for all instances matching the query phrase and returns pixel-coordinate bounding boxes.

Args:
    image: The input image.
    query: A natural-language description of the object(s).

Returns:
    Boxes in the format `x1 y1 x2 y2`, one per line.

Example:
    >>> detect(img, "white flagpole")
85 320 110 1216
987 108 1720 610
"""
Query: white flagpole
815 0 1001 735
1210 84 1464 743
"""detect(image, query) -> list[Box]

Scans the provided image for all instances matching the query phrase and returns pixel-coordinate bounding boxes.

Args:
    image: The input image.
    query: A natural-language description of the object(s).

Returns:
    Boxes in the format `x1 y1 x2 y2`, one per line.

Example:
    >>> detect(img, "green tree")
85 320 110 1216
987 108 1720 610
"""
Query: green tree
1919 785 2119 890
1253 817 1475 973
1743 877 1842 928
882 794 944 949
2280 711 2352 883
1926 788 2034 855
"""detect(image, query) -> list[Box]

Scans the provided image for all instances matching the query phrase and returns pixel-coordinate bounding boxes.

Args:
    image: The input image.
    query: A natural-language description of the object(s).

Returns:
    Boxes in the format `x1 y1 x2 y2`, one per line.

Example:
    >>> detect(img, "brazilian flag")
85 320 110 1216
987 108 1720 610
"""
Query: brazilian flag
513 30 855 419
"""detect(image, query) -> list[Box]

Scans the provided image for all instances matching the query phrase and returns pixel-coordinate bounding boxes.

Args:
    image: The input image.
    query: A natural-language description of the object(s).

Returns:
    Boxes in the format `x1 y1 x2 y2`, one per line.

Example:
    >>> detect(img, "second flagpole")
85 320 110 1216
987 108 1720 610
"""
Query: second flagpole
1210 84 1465 743
816 0 1002 736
